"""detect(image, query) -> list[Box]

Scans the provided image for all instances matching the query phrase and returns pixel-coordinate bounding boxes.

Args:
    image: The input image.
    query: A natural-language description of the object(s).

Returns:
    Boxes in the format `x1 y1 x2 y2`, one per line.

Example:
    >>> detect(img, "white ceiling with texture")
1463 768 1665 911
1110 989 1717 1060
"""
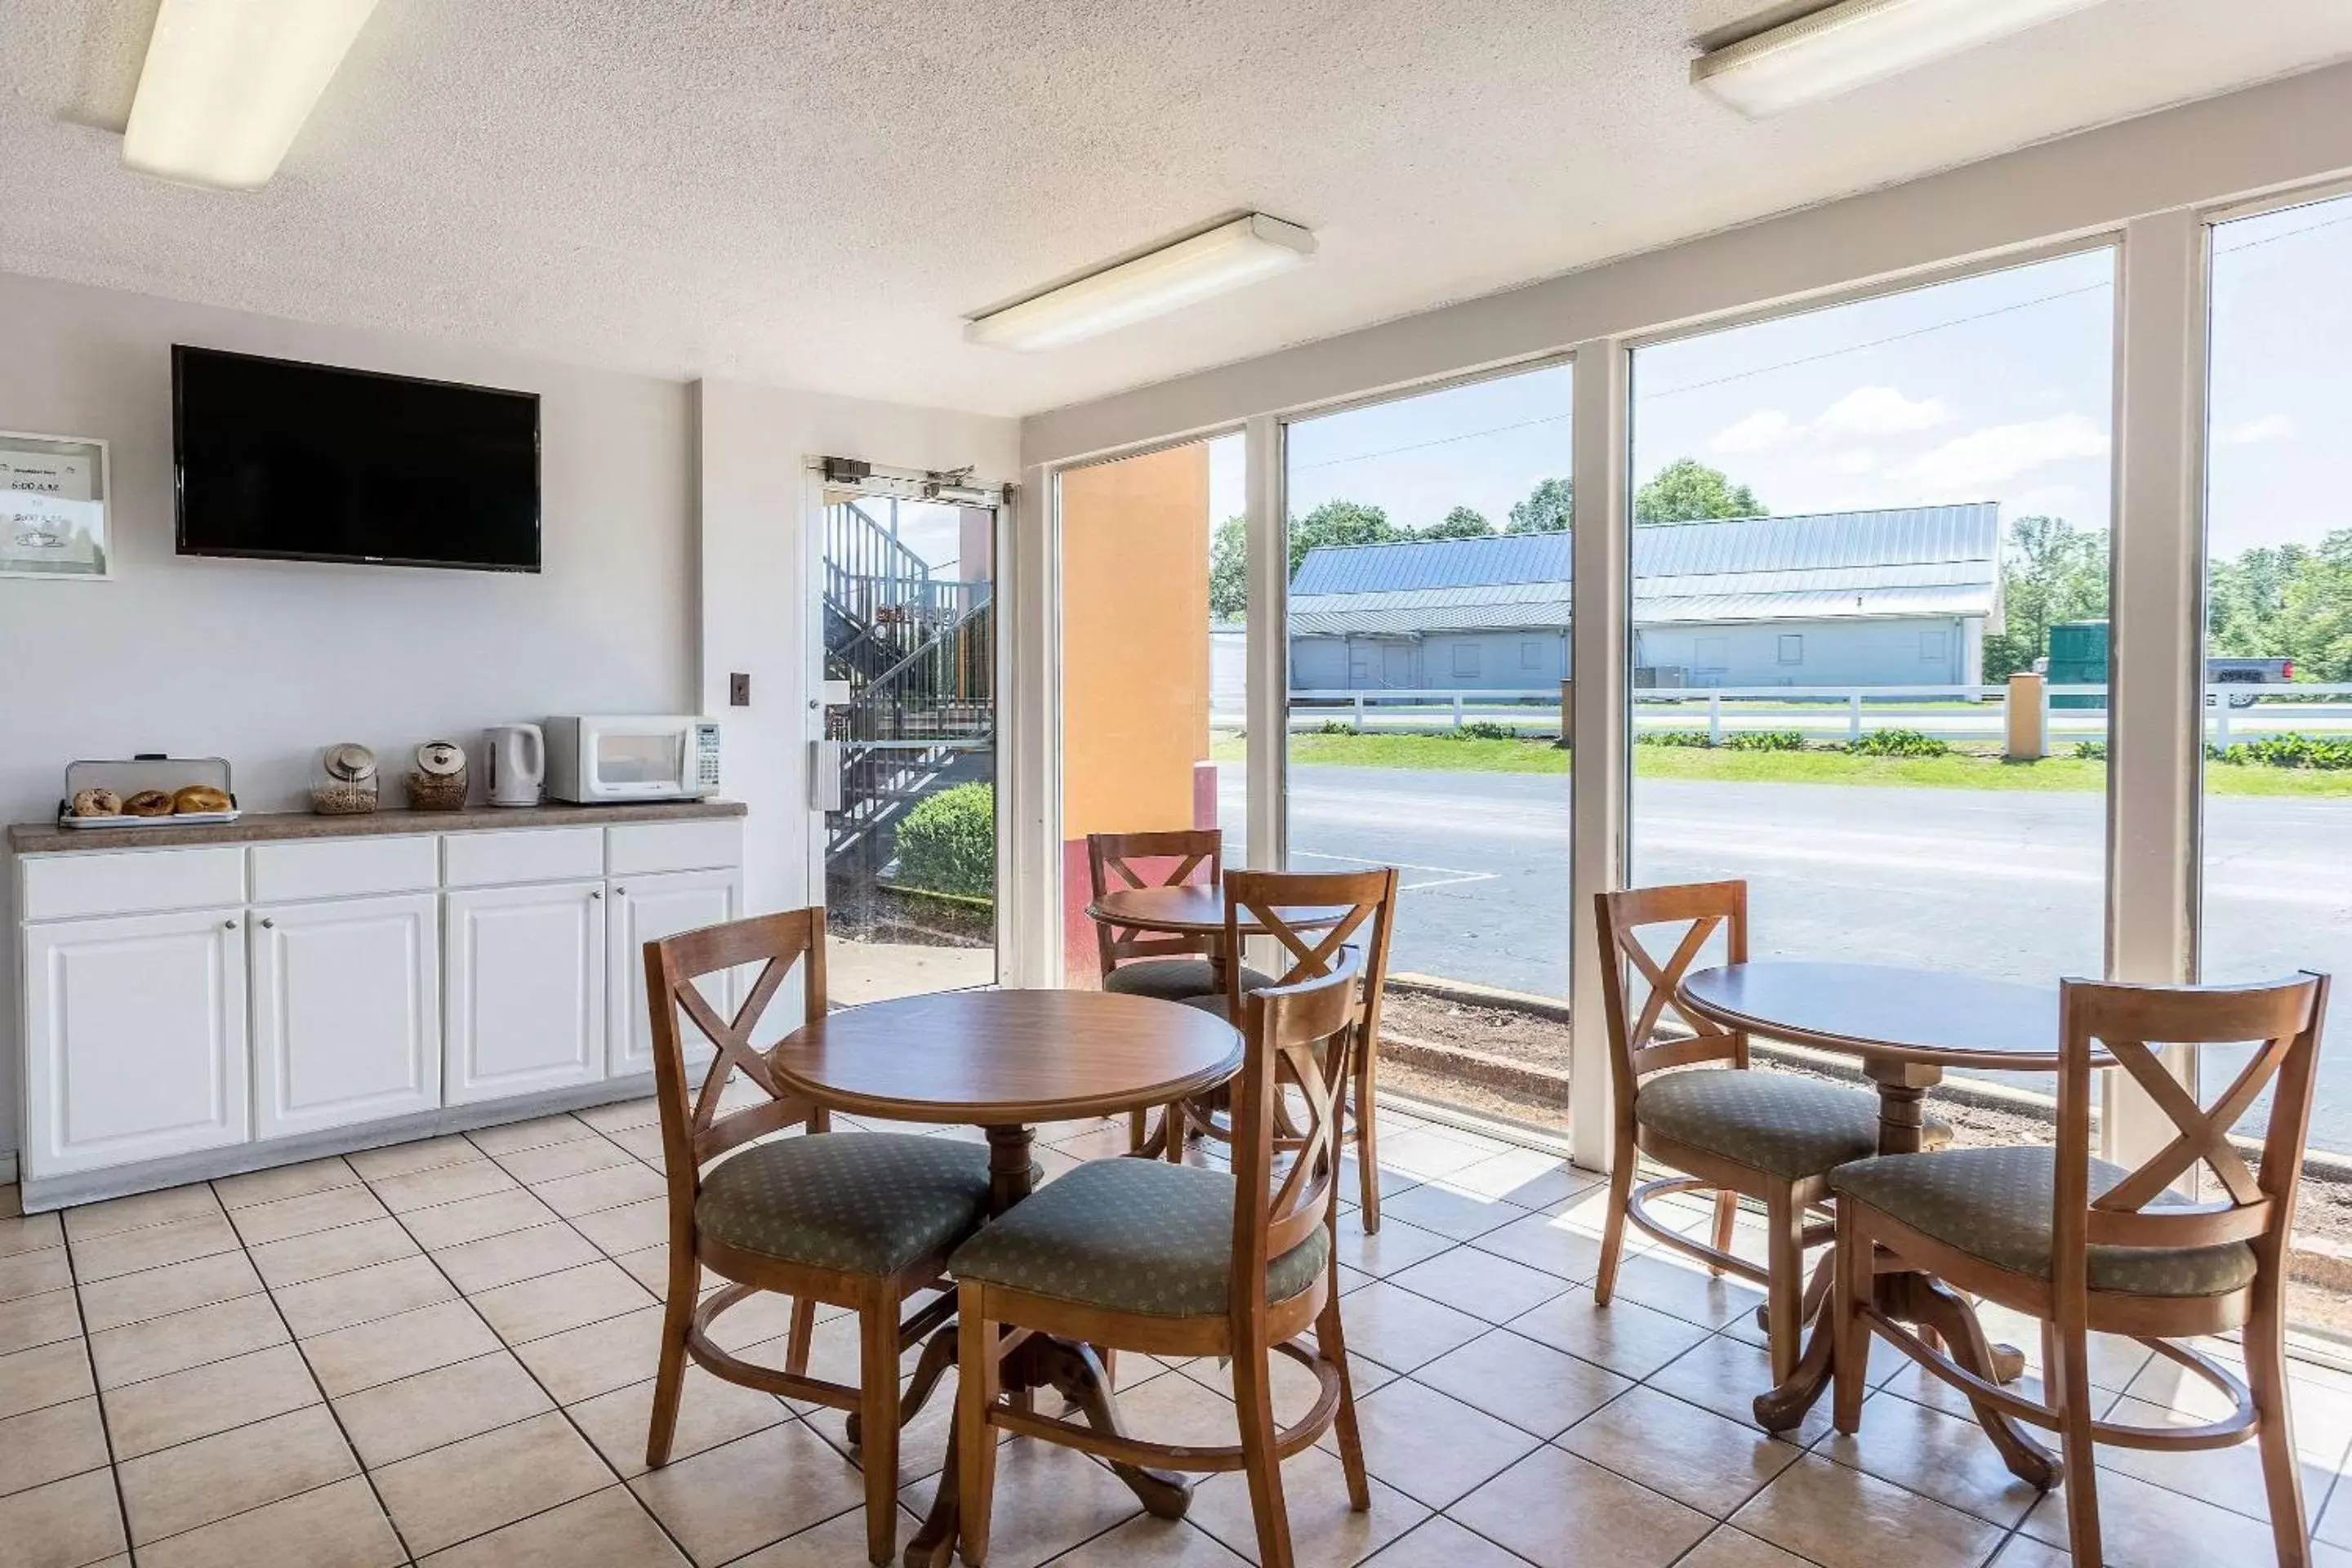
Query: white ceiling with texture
2 1 2350 417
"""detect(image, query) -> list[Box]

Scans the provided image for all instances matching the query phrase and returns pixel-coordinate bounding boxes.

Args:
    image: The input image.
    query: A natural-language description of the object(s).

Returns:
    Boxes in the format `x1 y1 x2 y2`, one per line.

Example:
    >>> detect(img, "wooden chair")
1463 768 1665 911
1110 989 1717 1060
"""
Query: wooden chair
1087 829 1268 1150
1592 881 1948 1382
1177 866 1400 1232
1830 973 2330 1568
951 954 1370 1568
642 909 996 1567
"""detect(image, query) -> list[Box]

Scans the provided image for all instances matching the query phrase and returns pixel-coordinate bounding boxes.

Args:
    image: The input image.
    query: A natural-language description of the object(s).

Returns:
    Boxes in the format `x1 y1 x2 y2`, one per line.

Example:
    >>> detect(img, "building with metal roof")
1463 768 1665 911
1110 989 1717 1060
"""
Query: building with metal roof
1286 503 2003 691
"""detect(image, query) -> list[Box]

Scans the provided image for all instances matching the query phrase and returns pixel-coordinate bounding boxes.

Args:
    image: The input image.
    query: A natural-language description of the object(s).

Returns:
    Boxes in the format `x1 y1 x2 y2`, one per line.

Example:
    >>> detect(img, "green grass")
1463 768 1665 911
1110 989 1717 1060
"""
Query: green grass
1213 731 2352 797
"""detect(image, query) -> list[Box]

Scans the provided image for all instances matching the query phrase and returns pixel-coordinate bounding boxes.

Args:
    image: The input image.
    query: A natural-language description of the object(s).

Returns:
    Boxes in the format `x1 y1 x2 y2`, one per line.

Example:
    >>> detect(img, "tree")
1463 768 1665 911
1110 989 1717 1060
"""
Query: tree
1420 506 1496 540
1980 515 2110 680
1210 500 1407 620
1506 477 1575 534
1208 514 1247 621
1633 459 1766 524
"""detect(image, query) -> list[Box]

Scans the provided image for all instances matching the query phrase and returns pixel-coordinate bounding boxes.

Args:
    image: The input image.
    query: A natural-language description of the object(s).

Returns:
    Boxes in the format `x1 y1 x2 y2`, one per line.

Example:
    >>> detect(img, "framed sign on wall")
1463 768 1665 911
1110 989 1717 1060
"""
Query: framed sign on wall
0 433 110 580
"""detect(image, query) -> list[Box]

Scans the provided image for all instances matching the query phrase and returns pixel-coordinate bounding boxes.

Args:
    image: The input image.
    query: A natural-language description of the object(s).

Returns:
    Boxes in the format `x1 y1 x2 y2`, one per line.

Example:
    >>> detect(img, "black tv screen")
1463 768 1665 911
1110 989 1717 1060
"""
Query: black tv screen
173 345 541 572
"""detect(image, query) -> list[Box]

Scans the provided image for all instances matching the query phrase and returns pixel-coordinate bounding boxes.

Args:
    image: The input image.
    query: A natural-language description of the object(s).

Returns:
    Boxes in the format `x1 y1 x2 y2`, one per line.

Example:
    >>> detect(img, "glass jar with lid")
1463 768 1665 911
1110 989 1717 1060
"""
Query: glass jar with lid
312 742 379 815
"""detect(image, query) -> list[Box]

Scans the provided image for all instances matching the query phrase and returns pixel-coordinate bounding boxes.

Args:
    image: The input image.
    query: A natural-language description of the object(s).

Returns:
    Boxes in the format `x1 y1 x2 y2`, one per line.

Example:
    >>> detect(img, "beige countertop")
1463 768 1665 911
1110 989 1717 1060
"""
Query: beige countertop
8 799 746 854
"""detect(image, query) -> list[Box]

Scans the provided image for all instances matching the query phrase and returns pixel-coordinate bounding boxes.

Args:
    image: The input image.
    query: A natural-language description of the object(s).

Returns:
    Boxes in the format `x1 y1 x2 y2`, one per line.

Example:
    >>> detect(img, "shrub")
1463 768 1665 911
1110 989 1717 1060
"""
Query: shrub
2213 733 2352 771
1846 728 1950 759
893 782 996 899
1636 729 1714 747
1450 719 1521 741
1724 729 1804 752
1314 719 1356 735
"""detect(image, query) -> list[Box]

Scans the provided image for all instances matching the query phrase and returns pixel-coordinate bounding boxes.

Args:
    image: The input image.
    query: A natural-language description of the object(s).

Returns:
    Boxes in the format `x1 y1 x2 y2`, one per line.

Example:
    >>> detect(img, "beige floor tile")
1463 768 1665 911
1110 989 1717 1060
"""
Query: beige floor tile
1187 1442 1427 1567
1645 1332 1836 1448
1819 1389 2047 1527
211 1156 361 1211
1414 1325 1633 1439
271 1252 457 1339
724 1501 927 1567
416 1483 688 1567
1348 1514 1530 1568
132 1476 401 1568
465 1112 599 1159
301 1298 502 1396
0 1287 82 1356
0 1209 64 1258
1677 1526 1817 1566
1453 1445 1712 1568
0 1339 94 1420
1332 1280 1489 1373
495 1135 634 1187
332 1349 552 1468
1372 1181 1530 1243
1374 1127 1495 1182
1386 1245 1570 1326
633 1421 866 1566
372 1407 613 1556
243 1216 417 1290
603 1125 669 1167
66 1212 239 1283
87 1293 289 1391
1325 1217 1454 1280
0 1184 17 1218
568 1364 791 1478
1605 1250 1770 1331
1505 1290 1713 1381
0 1465 126 1568
2094 1391 2332 1529
1330 1376 1541 1508
1110 1365 1253 1450
431 1221 605 1295
0 1246 72 1306
368 1159 520 1215
227 1186 390 1249
1986 1537 2069 1567
0 1396 110 1499
894 1431 1145 1568
1560 1385 1798 1519
397 1187 563 1251
101 1343 321 1460
512 1302 669 1405
1466 1209 1617 1283
575 1097 662 1134
472 1258 654 1345
532 1162 667 1219
568 1196 673 1256
2020 1456 2304 1563
1447 1148 1600 1210
1731 1452 2005 1568
62 1184 220 1242
346 1134 484 1181
76 1250 262 1334
116 1403 356 1545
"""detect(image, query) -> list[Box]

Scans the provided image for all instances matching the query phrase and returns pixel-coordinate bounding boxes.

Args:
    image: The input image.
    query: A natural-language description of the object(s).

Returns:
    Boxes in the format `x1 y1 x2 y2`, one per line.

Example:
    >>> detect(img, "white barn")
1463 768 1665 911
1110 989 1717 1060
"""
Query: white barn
1285 504 2002 691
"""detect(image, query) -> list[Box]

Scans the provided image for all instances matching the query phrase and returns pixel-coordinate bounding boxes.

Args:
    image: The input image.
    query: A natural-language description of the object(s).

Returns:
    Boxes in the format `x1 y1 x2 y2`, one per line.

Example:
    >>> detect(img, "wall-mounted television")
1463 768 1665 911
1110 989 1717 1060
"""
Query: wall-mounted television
173 345 541 572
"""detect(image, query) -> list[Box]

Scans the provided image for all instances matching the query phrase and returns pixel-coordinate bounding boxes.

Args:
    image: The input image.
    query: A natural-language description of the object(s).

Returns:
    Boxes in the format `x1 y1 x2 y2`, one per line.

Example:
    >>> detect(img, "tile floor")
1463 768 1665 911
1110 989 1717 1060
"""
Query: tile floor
6 1095 2352 1567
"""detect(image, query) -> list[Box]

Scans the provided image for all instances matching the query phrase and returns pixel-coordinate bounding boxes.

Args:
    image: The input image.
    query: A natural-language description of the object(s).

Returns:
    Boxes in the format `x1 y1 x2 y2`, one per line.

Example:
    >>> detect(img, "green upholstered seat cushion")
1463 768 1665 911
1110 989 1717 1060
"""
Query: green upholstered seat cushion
1635 1068 1892 1180
695 1131 992 1276
950 1156 1330 1318
1829 1146 2258 1298
1104 959 1274 1004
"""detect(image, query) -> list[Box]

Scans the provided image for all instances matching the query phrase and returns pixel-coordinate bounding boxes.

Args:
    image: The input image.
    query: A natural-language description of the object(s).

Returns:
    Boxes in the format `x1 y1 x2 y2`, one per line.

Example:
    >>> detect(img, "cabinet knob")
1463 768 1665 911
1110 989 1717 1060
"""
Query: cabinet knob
223 919 238 930
260 918 275 929
589 890 601 901
614 886 626 896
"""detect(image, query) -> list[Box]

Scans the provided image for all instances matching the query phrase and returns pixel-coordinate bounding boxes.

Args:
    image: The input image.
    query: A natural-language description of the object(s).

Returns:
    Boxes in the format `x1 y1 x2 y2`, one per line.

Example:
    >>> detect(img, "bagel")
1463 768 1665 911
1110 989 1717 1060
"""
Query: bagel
69 787 122 817
122 791 176 817
173 785 232 814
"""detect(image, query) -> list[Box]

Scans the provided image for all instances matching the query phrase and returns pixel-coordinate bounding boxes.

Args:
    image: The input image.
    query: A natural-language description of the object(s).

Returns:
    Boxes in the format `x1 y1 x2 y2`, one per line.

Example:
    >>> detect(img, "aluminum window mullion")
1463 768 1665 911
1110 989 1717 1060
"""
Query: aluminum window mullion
1245 414 1287 872
1568 341 1628 1173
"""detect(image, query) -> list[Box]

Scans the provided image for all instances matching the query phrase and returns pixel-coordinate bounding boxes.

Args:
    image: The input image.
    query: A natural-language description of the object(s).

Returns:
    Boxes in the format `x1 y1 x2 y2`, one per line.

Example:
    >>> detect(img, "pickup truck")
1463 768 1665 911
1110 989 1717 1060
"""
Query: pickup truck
2207 656 2294 707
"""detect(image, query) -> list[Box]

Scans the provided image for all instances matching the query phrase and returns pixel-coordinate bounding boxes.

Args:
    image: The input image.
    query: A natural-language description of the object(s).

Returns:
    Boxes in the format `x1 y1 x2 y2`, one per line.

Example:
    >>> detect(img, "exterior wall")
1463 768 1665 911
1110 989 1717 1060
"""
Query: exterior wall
1633 615 1972 687
1058 444 1214 982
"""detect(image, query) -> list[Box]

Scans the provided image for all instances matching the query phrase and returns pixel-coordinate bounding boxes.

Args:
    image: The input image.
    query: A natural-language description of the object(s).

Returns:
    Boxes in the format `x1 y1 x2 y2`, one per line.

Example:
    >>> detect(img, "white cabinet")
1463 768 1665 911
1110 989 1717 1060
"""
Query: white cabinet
444 880 607 1104
22 908 250 1178
607 866 743 1077
251 894 441 1139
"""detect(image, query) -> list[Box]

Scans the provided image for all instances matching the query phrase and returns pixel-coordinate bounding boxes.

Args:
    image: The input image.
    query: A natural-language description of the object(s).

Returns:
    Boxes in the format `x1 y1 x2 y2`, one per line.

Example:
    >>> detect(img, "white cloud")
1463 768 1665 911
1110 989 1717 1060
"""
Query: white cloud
1896 413 2109 497
1816 385 1951 437
1829 448 1878 474
1708 410 1798 454
2216 413 2296 447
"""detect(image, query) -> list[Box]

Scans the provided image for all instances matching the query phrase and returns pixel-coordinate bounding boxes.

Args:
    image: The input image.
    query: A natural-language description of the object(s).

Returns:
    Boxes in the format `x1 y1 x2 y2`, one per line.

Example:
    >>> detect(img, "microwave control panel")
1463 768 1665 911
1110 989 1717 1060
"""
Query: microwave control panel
693 722 723 792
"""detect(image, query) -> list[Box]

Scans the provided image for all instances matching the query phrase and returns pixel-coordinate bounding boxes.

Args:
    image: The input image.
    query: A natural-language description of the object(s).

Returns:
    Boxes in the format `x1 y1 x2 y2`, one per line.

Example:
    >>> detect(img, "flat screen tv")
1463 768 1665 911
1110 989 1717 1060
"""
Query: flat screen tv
173 345 541 572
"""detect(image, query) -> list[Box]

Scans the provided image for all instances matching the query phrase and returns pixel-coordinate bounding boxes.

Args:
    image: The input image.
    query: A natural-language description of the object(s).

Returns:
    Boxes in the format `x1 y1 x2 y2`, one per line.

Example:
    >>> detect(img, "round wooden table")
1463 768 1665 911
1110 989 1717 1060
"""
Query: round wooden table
1085 884 1351 989
765 988 1245 1568
1677 960 2099 1486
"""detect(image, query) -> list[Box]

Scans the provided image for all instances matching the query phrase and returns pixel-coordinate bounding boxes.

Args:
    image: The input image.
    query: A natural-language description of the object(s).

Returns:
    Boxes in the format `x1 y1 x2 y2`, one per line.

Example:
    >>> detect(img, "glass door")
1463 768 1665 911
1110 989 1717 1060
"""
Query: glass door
817 483 1000 1004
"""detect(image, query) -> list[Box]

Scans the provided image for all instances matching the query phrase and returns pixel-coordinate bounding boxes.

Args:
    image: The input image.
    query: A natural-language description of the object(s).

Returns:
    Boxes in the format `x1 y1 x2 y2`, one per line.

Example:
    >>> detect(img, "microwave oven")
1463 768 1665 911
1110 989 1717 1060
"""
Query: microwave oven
543 715 721 803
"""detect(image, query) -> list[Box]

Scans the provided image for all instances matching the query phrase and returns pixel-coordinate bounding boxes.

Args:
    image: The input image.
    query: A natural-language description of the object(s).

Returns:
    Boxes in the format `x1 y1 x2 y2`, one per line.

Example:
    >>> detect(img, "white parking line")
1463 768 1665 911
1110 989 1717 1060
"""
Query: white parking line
1290 848 1499 893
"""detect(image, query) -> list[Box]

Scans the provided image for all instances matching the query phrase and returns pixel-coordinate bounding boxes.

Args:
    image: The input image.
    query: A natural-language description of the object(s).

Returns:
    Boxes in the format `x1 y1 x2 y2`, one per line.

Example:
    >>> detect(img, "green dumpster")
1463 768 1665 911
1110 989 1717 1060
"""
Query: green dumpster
2047 620 2108 710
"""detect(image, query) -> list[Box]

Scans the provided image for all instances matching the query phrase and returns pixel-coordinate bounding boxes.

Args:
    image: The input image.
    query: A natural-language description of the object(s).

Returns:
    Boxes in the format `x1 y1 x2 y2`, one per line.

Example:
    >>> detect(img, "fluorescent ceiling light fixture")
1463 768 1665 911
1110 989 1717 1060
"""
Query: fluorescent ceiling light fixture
966 215 1316 351
1692 0 2105 117
123 0 383 190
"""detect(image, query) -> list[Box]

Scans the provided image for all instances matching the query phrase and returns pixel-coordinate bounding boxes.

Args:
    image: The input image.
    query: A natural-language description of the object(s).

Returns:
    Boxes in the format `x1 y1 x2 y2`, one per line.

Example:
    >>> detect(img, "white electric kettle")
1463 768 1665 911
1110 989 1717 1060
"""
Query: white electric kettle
483 724 545 808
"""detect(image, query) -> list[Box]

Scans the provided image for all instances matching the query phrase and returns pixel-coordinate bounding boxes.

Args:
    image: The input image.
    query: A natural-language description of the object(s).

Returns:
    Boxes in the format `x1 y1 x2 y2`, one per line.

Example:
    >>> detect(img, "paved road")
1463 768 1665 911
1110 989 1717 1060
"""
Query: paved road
1220 764 2352 1145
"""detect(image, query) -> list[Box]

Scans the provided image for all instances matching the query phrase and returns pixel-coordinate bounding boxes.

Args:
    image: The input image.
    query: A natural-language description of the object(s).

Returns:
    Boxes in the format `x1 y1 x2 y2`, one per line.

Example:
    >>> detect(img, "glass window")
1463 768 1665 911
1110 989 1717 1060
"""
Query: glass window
1777 635 1803 666
1452 642 1481 679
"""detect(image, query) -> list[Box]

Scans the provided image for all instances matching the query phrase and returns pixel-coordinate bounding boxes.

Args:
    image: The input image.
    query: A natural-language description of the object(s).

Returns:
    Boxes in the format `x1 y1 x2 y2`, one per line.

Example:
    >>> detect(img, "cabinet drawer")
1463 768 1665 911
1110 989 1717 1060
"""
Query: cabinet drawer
443 826 605 888
607 818 742 876
251 835 439 903
20 846 247 922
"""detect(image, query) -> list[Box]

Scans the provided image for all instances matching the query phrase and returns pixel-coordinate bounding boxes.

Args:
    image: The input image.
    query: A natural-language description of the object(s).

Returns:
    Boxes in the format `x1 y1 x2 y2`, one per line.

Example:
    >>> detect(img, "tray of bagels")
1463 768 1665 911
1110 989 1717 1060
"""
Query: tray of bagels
58 755 239 828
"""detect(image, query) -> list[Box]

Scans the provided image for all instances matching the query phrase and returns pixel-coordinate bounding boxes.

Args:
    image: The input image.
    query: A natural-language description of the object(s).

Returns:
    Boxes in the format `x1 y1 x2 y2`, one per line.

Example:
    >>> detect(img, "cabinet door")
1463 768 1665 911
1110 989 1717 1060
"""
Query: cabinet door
443 882 607 1105
251 893 441 1139
607 867 742 1079
22 909 249 1178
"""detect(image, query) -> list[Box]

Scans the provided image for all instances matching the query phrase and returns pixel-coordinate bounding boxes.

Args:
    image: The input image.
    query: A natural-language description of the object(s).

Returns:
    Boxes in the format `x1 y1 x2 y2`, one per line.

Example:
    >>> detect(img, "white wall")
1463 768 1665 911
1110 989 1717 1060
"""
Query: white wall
694 381 1019 926
1635 616 1969 687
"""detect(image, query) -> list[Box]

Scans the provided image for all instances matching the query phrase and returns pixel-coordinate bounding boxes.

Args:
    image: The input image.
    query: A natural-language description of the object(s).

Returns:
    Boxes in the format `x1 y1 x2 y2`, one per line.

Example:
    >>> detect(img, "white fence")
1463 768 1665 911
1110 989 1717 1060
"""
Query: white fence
1206 684 2352 749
